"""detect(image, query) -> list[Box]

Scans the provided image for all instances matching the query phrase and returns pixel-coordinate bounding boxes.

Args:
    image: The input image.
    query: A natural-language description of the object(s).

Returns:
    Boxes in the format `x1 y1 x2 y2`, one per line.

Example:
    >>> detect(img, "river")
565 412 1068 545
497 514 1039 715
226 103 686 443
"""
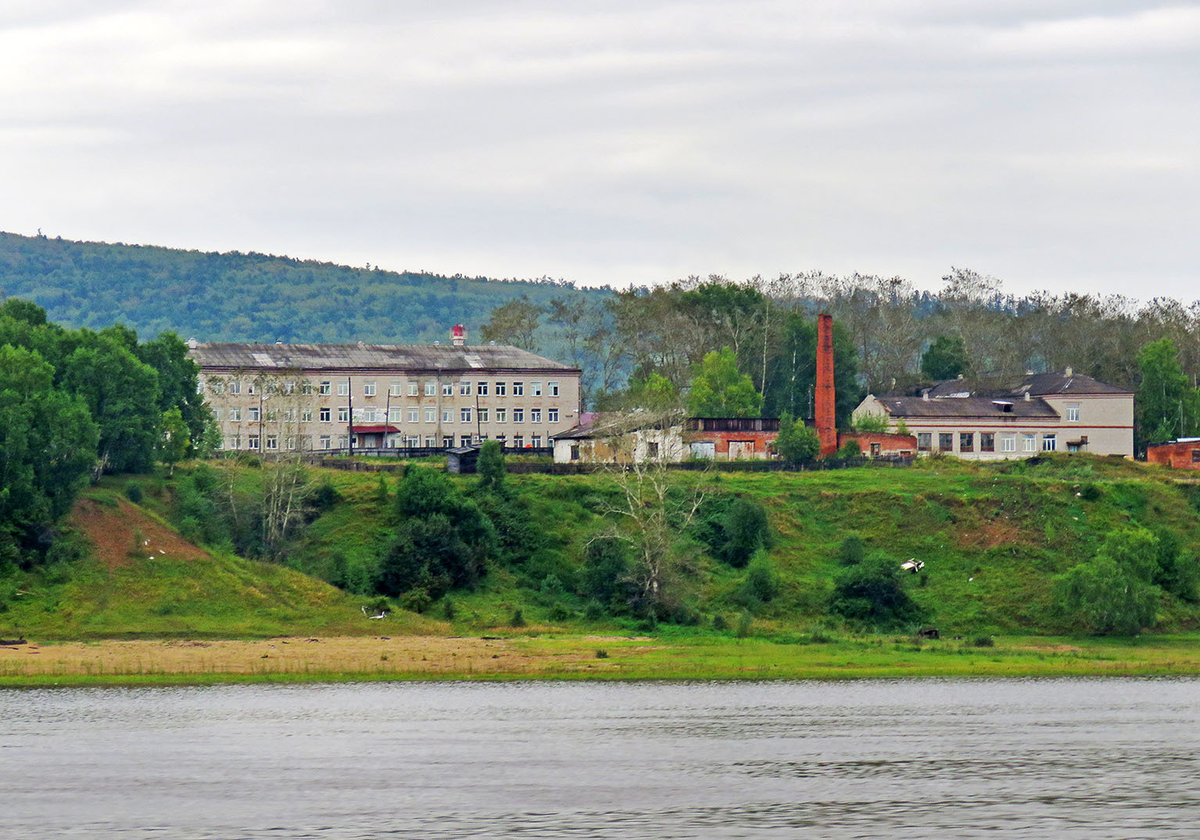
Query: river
4 678 1200 838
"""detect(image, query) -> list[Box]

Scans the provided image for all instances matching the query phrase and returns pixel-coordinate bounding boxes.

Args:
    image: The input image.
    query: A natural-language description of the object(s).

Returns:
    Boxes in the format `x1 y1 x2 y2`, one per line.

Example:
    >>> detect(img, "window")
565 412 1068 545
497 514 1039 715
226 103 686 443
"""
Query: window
248 381 258 396
917 433 931 451
389 382 403 396
980 433 995 452
1192 449 1200 463
1042 434 1057 452
513 409 524 423
425 408 436 423
460 382 471 396
461 407 472 422
531 435 542 448
442 382 454 396
408 382 419 396
531 382 542 397
960 432 974 452
338 407 350 422
478 408 489 423
405 435 420 448
229 380 241 395
338 435 349 449
513 382 524 396
570 444 580 461
408 407 419 423
513 435 524 448
495 408 507 423
425 381 436 396
1001 434 1016 453
938 433 954 451
548 381 559 397
1023 434 1037 452
266 435 278 451
389 407 402 423
301 381 314 396
319 381 331 395
264 409 278 422
249 407 260 422
647 442 659 459
212 408 222 422
442 409 453 423
225 436 239 450
1066 404 1080 422
320 435 331 450
282 408 296 422
495 382 506 396
283 381 295 395
319 407 331 422
228 407 241 422
477 382 489 396
461 435 473 446
248 435 260 450
364 381 376 397
424 435 436 447
548 408 559 423
442 435 453 448
209 380 224 395
338 381 349 396
496 435 506 446
530 408 542 424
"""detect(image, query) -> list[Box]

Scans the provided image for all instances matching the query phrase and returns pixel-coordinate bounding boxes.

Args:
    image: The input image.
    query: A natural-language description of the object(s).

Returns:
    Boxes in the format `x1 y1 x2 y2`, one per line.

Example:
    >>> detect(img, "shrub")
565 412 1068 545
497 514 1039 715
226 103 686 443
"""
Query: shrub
309 481 340 512
540 573 567 599
830 556 921 626
972 635 994 647
442 598 457 621
720 497 772 567
548 603 572 622
838 533 866 566
712 613 729 631
735 611 754 638
581 535 631 607
124 481 143 503
742 553 780 603
775 412 820 461
1053 556 1158 635
1079 483 1102 501
835 439 863 459
584 599 605 621
398 589 432 614
509 608 526 628
595 648 609 659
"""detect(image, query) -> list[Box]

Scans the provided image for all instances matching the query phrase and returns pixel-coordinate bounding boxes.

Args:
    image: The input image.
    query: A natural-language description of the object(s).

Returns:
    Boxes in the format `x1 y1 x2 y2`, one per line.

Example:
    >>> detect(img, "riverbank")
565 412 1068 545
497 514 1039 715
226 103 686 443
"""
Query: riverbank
4 633 1200 687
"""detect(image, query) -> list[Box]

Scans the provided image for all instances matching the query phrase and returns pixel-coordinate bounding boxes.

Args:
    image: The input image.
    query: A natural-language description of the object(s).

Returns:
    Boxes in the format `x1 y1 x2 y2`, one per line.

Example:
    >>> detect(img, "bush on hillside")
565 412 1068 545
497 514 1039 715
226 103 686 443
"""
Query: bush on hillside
830 556 922 626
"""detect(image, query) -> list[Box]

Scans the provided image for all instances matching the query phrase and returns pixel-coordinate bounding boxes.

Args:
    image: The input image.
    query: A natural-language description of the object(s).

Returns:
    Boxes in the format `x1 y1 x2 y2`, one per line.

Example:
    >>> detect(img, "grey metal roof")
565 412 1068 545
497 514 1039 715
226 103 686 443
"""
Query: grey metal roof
922 371 1130 399
189 342 578 374
877 396 1060 419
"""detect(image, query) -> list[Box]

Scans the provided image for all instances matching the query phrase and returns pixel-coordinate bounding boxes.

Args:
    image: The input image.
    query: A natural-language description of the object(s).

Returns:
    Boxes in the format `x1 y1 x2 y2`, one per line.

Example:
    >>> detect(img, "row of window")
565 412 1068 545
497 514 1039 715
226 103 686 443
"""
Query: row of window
219 434 544 451
213 406 560 424
917 431 1063 453
203 378 560 398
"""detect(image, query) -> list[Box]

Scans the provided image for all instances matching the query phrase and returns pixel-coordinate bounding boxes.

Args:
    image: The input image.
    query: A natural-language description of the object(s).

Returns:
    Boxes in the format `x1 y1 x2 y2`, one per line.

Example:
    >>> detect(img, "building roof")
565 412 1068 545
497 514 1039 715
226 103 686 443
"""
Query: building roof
188 342 577 374
874 395 1060 419
921 370 1131 399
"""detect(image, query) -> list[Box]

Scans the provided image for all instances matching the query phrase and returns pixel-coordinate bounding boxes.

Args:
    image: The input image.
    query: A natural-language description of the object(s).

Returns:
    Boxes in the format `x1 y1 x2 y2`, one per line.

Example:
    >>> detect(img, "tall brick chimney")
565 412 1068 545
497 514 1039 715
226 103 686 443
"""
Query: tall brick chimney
816 313 837 457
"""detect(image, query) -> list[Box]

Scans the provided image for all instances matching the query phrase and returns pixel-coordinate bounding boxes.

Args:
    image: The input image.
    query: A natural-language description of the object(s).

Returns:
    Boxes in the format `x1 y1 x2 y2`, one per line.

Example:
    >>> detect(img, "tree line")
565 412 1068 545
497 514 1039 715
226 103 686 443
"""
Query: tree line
0 299 211 568
482 269 1200 449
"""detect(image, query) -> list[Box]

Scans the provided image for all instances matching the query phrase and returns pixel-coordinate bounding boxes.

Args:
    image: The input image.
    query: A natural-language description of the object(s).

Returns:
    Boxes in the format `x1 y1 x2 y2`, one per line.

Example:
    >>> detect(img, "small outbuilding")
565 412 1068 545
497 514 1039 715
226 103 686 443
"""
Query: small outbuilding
1146 438 1200 470
446 446 480 474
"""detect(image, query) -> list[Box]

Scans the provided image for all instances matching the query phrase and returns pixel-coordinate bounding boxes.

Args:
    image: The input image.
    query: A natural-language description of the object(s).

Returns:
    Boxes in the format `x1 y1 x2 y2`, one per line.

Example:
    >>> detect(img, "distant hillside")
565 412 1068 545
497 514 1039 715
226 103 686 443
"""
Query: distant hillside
0 231 607 347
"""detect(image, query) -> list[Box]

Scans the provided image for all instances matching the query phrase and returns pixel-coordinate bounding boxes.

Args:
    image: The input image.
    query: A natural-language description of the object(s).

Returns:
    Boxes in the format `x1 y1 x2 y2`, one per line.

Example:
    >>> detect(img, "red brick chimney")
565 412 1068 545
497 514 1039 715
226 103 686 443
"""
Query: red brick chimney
816 313 837 457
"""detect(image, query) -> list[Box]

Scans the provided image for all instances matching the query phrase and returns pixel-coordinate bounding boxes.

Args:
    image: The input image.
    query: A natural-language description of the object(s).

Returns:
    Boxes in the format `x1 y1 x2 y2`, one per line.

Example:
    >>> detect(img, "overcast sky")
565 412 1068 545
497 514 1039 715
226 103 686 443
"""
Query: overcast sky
2 1 1197 300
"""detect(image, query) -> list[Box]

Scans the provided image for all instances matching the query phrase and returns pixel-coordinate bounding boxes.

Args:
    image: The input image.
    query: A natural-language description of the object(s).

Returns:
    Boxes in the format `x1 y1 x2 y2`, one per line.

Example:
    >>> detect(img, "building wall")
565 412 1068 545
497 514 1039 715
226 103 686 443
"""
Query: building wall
838 431 917 457
683 430 777 460
853 394 1134 460
553 427 684 464
199 366 582 453
1147 441 1200 469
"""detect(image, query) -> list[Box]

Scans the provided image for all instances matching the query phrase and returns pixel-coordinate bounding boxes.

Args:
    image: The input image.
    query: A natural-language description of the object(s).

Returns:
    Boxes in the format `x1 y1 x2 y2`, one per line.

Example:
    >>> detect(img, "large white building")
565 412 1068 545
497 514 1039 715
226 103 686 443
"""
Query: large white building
852 369 1133 459
189 339 582 453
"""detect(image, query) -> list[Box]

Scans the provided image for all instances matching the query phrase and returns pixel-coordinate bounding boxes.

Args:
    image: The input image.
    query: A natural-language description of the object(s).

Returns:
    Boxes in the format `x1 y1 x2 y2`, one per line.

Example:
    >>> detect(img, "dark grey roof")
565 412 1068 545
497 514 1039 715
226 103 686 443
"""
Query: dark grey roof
877 396 1060 419
189 342 577 373
919 371 1130 399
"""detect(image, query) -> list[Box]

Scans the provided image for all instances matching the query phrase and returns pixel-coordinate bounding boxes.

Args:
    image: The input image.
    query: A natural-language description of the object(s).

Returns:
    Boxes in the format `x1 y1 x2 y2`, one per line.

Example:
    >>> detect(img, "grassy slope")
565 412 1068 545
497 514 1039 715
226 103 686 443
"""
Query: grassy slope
0 487 442 640
284 454 1200 637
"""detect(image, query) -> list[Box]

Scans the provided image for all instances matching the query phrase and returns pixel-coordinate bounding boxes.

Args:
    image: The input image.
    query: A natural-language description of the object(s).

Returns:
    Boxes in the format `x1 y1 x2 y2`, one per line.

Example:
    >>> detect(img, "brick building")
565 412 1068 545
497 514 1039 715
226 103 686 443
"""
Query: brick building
1146 439 1200 470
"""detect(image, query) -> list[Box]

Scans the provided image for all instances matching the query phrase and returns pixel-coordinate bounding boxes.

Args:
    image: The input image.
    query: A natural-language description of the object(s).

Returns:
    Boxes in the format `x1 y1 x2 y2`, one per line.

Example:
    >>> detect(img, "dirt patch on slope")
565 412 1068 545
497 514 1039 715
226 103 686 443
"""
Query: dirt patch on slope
71 497 210 570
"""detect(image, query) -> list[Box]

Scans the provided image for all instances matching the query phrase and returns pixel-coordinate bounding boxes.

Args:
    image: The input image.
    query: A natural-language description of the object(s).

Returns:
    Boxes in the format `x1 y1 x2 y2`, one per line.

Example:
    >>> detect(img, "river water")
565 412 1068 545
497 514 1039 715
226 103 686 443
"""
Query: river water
4 678 1200 838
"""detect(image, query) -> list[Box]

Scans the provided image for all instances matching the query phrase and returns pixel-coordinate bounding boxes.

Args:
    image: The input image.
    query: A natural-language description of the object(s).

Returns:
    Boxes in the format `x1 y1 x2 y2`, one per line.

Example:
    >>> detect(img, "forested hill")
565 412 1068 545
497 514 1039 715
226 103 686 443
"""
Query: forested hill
0 232 605 344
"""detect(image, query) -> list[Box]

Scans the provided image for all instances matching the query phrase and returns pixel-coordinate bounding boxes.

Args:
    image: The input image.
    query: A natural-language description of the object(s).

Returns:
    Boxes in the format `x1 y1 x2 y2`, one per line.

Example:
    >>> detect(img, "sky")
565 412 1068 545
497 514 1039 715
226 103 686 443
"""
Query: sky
2 1 1197 300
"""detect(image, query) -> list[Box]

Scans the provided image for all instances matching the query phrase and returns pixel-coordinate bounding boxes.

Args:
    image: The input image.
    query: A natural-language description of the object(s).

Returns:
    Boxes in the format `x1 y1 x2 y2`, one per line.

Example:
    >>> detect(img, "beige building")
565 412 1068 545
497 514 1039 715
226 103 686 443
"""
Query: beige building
852 369 1133 459
188 340 582 453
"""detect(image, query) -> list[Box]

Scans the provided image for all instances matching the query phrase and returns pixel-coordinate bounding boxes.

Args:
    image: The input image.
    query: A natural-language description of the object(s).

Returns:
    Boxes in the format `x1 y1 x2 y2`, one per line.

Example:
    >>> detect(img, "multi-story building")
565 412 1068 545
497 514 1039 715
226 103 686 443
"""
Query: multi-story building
852 368 1133 459
188 335 582 454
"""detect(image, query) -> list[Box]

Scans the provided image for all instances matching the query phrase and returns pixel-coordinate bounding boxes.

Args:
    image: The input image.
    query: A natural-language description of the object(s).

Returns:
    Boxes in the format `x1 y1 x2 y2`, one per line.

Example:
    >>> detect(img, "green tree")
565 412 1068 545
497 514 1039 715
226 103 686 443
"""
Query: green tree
158 407 190 476
623 372 680 412
1137 338 1200 445
718 497 772 567
137 331 211 453
773 412 820 461
477 439 506 494
687 346 762 417
60 336 162 474
1054 527 1162 635
921 334 970 380
836 439 863 459
581 535 632 609
481 296 542 351
762 313 861 429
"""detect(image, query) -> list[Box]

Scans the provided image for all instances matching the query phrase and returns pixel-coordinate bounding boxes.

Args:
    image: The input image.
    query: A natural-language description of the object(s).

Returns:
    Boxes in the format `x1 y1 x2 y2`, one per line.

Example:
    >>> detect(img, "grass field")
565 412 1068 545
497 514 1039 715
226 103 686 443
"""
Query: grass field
4 632 1200 687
